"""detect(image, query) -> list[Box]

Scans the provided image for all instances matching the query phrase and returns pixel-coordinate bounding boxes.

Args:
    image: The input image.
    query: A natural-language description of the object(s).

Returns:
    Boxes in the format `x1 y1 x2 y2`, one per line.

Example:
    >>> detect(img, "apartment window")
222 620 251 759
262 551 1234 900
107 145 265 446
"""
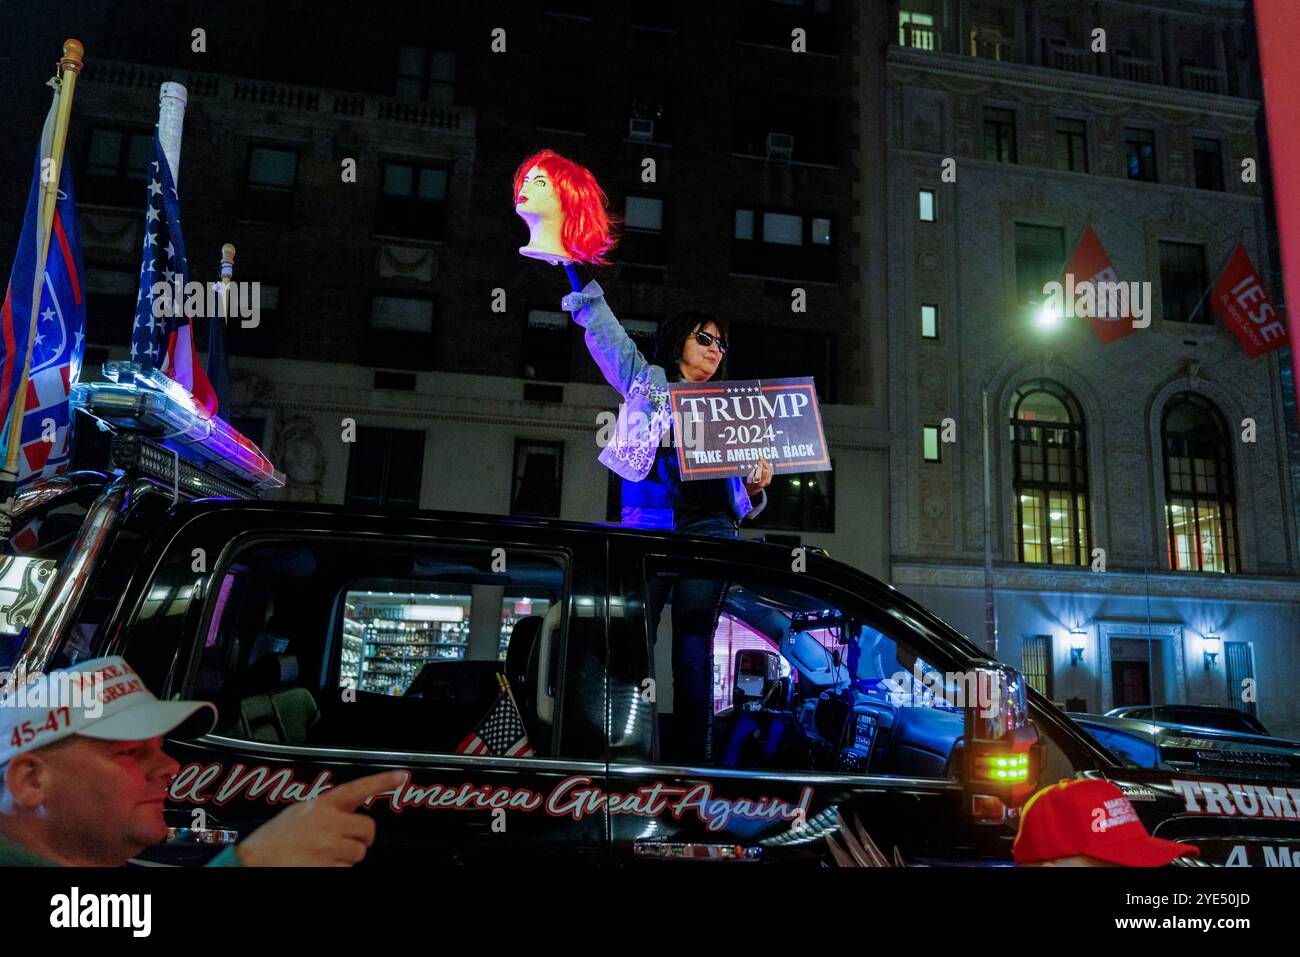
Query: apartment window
1014 223 1065 306
620 195 666 266
728 324 834 402
983 108 1017 163
918 189 936 222
1055 118 1088 173
539 62 590 133
84 267 138 347
732 207 833 282
1159 241 1209 324
241 146 298 224
751 469 834 533
522 309 571 382
1021 635 1053 699
1010 380 1090 566
1123 128 1157 182
511 440 565 518
736 0 837 55
1193 137 1225 191
899 10 937 50
631 0 677 31
922 426 941 462
545 0 593 16
228 282 279 358
345 426 425 509
365 294 435 370
626 72 674 144
1162 394 1238 573
82 127 152 207
394 46 457 103
921 304 939 338
377 162 448 240
605 469 625 523
734 91 837 165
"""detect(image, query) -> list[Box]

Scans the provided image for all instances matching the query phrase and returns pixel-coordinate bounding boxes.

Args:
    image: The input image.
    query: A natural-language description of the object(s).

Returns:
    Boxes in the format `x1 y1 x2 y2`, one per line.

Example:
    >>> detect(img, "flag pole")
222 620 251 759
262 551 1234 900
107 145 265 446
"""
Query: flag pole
0 39 85 502
1186 234 1244 325
220 243 235 324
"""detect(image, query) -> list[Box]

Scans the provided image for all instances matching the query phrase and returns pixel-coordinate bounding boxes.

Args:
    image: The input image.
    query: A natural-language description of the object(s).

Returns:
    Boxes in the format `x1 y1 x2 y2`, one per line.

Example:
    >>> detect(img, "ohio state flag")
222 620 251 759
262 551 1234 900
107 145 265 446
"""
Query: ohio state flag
1062 225 1136 345
1210 244 1287 358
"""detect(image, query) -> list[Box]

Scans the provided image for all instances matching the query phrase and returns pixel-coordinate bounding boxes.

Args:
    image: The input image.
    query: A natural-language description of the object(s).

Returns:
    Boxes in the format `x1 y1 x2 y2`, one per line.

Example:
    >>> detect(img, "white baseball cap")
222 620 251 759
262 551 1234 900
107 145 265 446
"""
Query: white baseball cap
0 656 216 765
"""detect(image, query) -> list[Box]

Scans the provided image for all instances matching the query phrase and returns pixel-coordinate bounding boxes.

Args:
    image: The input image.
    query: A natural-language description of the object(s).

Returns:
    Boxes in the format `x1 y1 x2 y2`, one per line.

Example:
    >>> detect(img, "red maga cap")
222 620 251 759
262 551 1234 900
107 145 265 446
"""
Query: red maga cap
1012 778 1199 866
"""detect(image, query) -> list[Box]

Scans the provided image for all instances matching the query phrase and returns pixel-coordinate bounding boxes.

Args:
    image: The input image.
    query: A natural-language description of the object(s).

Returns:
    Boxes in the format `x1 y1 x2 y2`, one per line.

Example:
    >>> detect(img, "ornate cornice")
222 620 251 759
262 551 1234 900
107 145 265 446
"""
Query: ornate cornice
887 48 1257 121
891 561 1300 602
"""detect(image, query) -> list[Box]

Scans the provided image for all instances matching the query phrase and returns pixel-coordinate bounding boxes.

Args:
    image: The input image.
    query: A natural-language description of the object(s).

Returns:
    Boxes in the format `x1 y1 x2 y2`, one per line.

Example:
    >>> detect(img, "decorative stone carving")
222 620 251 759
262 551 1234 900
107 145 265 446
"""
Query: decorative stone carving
376 245 437 281
273 415 327 503
79 212 138 253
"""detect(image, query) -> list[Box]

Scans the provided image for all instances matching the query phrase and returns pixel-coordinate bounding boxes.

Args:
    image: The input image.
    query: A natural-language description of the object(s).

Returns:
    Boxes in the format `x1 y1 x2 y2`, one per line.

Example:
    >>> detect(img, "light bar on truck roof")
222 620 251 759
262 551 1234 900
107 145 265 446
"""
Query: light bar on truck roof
69 362 285 491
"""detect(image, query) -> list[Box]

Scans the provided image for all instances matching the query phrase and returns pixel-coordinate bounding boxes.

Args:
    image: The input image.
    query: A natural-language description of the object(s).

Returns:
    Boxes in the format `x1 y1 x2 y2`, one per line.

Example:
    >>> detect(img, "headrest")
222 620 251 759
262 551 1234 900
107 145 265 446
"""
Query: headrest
505 616 544 686
250 652 299 693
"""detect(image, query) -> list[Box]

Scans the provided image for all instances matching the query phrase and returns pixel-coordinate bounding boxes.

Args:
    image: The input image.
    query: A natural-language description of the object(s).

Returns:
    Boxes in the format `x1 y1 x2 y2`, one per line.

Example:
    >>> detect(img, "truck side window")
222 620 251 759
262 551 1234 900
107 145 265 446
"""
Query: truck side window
642 568 962 779
191 537 570 758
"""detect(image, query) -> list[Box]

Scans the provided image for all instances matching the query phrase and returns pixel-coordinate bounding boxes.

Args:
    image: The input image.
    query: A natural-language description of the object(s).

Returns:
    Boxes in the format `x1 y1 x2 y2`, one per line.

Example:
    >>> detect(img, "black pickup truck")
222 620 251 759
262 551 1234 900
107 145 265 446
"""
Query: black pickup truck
4 462 1300 867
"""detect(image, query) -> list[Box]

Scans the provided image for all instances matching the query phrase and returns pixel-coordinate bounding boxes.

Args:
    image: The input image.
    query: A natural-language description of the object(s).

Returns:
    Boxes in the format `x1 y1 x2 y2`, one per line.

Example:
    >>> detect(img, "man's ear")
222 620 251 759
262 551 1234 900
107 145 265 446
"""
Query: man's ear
3 752 51 809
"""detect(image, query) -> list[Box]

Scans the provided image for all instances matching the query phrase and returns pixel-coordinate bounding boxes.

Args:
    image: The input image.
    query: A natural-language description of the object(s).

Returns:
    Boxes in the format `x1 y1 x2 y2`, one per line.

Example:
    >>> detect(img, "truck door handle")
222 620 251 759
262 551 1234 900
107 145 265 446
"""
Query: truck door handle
633 841 763 862
165 826 240 846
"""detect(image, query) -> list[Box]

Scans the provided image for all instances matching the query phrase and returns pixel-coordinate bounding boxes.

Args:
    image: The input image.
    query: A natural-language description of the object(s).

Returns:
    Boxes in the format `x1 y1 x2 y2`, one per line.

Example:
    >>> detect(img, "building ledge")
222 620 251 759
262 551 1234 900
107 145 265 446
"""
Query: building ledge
886 47 1256 120
890 559 1300 603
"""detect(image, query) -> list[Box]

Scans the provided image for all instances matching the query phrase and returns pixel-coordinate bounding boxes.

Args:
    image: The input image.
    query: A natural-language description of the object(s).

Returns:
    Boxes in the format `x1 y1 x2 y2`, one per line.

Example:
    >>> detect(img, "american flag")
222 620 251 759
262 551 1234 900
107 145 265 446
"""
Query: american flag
456 678 534 757
132 133 217 416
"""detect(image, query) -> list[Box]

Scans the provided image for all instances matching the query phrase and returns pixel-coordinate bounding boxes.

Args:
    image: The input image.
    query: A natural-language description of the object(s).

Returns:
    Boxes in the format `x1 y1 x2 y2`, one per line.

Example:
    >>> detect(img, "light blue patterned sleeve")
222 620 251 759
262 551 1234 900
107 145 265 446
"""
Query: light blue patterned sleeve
562 280 651 399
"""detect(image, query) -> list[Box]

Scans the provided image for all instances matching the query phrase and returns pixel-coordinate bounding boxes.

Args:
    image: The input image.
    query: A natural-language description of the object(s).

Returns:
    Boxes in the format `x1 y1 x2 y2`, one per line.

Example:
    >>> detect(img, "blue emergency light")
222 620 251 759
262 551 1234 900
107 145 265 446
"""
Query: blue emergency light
69 362 284 491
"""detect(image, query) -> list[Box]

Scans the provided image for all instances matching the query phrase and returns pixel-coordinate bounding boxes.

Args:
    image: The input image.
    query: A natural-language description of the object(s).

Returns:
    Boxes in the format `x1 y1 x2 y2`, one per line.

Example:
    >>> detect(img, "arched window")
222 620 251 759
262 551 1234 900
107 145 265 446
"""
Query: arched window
1009 380 1090 565
1162 394 1238 573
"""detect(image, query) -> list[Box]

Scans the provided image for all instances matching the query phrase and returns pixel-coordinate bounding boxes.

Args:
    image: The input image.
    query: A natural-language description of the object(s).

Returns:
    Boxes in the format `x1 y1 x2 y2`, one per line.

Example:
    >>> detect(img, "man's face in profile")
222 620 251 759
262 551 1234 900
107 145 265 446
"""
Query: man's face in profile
30 735 179 865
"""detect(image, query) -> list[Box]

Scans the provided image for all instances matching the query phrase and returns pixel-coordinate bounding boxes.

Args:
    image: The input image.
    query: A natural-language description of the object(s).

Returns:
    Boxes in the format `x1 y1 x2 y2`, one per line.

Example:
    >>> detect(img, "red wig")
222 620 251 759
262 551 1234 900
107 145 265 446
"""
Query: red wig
513 149 619 264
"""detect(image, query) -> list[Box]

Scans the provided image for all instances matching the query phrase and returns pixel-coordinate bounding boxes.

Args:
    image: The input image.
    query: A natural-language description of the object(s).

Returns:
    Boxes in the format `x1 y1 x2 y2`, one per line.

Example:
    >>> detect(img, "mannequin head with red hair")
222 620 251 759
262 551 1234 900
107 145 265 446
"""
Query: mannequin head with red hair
513 149 618 264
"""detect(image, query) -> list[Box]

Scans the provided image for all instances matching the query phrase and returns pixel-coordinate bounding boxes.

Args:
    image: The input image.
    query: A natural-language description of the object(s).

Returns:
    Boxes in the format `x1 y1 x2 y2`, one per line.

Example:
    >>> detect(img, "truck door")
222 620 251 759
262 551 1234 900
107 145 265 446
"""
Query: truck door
101 508 610 865
605 538 1007 866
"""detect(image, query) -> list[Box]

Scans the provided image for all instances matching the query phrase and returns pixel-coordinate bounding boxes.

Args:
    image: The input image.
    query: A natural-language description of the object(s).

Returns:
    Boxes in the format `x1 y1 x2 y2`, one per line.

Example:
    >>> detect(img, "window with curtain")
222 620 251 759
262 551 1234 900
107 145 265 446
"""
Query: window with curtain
1010 380 1090 565
1162 394 1238 573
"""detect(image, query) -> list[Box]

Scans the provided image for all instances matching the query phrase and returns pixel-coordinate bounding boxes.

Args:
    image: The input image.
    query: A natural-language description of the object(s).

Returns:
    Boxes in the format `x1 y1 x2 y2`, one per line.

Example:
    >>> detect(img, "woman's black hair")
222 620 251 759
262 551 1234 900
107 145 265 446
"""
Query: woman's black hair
651 309 730 381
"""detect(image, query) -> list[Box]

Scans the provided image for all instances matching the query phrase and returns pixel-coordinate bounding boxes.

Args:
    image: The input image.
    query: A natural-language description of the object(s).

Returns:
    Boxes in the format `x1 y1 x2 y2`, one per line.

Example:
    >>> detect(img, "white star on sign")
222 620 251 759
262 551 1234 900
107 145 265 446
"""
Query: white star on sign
33 330 43 345
146 206 160 224
148 179 163 197
73 329 83 350
41 307 54 323
129 341 138 360
162 268 175 283
143 231 156 248
151 160 159 172
165 241 175 260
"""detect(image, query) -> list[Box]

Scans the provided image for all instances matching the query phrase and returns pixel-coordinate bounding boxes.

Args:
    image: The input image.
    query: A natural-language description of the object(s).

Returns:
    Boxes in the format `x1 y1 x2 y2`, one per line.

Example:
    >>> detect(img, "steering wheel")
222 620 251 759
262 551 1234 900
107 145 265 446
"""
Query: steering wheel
759 677 791 711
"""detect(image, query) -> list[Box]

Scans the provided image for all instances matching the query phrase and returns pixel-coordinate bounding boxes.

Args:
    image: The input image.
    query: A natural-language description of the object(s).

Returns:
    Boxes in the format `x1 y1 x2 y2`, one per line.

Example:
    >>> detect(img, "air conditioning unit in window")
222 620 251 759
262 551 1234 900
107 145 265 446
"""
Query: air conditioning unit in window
629 117 655 141
766 132 794 160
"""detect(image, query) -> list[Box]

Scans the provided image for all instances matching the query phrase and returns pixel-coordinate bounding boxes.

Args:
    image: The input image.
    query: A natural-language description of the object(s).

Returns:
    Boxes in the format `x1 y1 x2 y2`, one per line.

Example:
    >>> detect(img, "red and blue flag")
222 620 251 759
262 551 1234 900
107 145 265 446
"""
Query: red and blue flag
0 150 86 485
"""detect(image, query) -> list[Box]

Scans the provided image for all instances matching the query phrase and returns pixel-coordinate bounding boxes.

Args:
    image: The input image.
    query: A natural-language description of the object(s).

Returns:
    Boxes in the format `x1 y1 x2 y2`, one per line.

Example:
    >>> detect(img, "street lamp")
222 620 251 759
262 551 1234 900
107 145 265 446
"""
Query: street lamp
1069 627 1087 666
1203 633 1221 670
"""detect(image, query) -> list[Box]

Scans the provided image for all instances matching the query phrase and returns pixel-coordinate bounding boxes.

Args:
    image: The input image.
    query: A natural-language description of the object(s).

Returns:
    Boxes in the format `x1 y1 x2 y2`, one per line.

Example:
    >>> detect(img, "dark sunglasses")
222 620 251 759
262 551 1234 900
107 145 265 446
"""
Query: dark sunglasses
692 330 729 355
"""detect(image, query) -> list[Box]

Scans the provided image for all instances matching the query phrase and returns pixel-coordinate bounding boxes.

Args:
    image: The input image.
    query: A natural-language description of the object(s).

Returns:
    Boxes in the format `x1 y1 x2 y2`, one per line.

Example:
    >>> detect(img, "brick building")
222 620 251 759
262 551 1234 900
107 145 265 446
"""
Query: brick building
886 0 1300 735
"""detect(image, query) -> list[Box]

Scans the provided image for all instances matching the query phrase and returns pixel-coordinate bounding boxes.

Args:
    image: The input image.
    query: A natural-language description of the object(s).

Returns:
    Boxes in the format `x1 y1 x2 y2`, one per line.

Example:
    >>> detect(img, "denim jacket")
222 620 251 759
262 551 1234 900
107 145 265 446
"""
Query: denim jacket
561 279 765 526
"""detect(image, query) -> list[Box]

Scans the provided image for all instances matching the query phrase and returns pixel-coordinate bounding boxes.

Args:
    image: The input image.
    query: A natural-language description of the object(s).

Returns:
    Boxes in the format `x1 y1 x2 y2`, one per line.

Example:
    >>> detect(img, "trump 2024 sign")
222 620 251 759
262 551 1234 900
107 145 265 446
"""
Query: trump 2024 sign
667 377 831 481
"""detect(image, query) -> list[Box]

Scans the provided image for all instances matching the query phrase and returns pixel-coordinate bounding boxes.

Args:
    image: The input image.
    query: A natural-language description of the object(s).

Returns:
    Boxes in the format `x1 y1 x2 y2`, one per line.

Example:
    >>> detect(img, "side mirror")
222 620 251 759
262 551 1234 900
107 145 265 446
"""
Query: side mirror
953 662 1042 822
734 649 780 708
